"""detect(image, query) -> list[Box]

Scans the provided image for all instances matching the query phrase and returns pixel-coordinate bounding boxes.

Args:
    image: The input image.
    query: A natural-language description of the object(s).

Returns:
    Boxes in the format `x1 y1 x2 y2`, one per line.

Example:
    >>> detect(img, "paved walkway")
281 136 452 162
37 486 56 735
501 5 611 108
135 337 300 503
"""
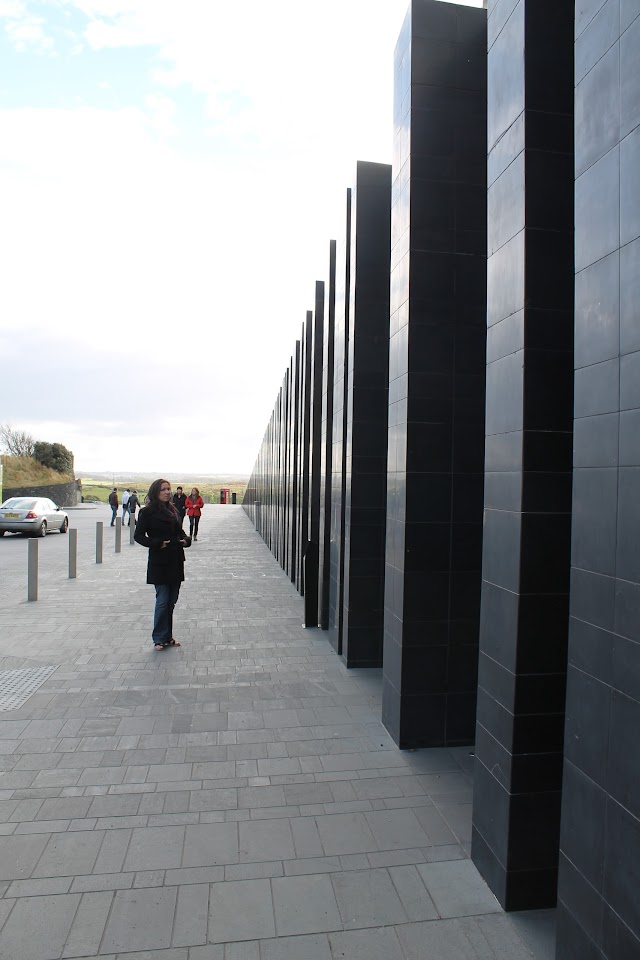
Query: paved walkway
0 506 551 959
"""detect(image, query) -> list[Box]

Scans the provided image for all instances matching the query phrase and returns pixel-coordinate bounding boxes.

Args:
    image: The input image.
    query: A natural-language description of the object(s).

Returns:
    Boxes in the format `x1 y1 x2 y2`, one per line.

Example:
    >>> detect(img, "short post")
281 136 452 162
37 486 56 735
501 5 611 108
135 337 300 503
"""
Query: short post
69 528 78 579
129 517 135 545
27 539 38 601
232 492 237 505
96 521 103 564
115 517 122 553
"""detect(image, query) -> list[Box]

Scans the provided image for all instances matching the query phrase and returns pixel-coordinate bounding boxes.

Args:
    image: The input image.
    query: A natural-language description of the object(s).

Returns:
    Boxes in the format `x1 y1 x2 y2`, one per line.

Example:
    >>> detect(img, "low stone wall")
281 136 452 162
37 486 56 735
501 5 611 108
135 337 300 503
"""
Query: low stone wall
2 480 81 507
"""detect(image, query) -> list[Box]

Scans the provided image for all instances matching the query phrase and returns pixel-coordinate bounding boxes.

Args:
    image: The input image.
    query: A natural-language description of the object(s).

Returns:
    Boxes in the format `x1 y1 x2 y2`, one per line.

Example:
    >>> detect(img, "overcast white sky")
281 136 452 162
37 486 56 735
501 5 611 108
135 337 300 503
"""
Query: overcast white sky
0 0 484 476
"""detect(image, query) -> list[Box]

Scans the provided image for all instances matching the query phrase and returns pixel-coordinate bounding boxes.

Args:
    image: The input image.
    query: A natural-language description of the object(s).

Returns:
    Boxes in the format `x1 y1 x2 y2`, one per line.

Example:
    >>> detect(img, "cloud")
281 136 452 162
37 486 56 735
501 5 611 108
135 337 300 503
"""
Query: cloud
0 0 26 15
0 0 55 52
0 0 485 473
144 92 176 138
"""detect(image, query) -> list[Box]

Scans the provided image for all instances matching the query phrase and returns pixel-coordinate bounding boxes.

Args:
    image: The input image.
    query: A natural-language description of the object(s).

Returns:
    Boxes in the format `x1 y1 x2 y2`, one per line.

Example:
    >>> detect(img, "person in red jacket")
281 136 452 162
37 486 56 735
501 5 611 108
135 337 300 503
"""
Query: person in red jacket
185 487 204 541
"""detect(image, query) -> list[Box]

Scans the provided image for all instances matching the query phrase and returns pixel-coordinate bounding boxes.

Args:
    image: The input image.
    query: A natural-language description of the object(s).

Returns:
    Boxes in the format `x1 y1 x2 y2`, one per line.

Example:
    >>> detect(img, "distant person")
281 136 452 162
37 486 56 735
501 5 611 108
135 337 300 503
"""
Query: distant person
172 487 187 529
108 488 118 526
134 478 191 650
186 487 204 541
127 490 139 525
122 488 131 522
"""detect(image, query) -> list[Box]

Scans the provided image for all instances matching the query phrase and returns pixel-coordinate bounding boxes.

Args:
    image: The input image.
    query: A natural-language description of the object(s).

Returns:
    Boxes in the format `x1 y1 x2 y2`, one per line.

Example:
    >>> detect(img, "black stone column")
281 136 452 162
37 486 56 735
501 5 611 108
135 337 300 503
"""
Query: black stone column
382 0 487 747
341 161 392 666
304 284 325 627
328 190 352 654
471 0 574 912
319 242 337 630
556 4 640 957
288 343 301 583
298 313 313 595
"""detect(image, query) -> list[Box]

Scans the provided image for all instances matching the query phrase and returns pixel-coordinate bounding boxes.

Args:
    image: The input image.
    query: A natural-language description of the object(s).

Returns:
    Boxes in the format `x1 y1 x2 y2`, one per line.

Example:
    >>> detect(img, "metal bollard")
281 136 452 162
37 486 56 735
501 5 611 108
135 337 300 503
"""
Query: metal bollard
27 539 38 601
129 516 135 545
115 517 122 553
96 521 103 564
69 528 78 579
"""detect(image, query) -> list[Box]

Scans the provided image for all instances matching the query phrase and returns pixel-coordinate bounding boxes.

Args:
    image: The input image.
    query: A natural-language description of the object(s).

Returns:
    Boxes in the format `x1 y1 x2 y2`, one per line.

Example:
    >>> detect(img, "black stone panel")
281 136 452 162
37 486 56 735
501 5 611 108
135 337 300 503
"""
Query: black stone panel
341 161 392 667
557 3 640 958
382 0 487 749
471 0 575 913
328 190 352 655
288 343 301 582
304 284 325 627
299 311 313 595
318 242 337 630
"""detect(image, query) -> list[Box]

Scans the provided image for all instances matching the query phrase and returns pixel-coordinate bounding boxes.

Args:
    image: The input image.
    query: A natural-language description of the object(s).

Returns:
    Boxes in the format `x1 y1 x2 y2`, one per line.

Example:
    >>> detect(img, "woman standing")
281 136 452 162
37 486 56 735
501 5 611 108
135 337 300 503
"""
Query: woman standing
186 487 204 541
134 478 191 651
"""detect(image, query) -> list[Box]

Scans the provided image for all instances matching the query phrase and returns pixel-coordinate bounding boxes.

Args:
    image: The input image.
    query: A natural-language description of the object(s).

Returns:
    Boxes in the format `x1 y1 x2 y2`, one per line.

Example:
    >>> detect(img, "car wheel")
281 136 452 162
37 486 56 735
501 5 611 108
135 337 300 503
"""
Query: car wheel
37 521 47 537
60 517 69 534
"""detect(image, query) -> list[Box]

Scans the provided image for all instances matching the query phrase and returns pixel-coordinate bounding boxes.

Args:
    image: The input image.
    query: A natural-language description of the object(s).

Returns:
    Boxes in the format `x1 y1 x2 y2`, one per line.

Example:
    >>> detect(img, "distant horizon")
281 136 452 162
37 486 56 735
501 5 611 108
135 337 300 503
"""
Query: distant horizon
76 469 251 480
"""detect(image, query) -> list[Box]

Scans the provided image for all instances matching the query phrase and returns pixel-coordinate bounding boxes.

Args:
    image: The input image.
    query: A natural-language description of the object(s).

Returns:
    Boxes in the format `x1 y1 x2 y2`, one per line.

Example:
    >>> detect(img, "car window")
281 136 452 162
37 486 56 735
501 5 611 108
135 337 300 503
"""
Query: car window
2 499 37 509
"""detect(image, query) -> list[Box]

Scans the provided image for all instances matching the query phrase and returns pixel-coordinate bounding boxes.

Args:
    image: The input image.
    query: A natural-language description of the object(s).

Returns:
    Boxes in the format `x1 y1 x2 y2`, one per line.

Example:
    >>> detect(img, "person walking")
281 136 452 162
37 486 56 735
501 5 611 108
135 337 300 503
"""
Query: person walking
134 478 191 651
127 490 139 525
186 487 204 541
108 488 118 526
172 486 187 530
122 488 131 523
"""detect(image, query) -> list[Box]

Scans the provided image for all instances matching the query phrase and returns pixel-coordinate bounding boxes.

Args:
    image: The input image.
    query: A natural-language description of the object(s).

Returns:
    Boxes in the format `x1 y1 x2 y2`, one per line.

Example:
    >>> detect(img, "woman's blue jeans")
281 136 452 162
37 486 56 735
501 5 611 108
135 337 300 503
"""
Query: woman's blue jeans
152 583 181 646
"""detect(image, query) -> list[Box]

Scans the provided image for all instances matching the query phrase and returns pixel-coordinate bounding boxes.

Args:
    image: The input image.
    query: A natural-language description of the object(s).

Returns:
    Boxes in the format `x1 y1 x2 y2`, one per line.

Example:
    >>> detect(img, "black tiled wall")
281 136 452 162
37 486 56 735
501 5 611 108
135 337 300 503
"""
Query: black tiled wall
299 311 313 595
304 283 325 627
243 7 639 956
318 242 337 630
471 0 575 912
341 161 392 667
328 191 352 655
382 0 487 748
556 3 640 958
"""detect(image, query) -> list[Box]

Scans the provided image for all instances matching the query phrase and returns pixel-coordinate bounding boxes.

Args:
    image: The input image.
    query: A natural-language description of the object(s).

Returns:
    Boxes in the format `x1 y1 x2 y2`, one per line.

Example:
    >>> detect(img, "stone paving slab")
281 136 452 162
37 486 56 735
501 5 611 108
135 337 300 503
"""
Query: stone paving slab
0 506 551 958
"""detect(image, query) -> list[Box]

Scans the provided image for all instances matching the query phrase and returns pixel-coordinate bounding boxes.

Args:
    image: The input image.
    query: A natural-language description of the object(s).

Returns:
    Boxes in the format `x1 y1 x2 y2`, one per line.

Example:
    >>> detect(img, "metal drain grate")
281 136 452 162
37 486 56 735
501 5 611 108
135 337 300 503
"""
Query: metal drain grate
0 665 57 712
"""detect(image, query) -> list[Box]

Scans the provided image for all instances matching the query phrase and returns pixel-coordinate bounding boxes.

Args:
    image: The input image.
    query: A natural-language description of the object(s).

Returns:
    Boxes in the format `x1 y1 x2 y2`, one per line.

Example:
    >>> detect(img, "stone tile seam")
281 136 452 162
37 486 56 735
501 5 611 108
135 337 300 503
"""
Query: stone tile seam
0 846 468 894
0 882 506 948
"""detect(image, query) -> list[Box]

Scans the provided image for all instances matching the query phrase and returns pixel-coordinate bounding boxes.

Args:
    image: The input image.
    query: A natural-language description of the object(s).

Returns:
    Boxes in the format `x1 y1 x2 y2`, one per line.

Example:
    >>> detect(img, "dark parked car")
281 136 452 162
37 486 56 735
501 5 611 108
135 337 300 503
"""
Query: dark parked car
0 497 69 537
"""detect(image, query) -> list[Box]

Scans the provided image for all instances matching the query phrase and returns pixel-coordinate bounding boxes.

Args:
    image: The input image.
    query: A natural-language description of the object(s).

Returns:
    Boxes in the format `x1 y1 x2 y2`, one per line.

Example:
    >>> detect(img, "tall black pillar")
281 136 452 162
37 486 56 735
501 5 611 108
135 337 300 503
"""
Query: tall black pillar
298 313 313 595
471 0 574 912
319 242 337 630
341 161 392 666
382 0 487 746
556 4 640 958
288 343 301 583
328 190 352 654
304 283 325 627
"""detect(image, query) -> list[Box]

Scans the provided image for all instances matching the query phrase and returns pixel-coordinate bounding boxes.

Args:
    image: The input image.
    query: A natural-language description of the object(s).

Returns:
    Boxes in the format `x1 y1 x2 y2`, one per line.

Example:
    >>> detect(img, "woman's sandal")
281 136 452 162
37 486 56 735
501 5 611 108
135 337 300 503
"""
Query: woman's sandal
166 639 181 646
154 644 165 651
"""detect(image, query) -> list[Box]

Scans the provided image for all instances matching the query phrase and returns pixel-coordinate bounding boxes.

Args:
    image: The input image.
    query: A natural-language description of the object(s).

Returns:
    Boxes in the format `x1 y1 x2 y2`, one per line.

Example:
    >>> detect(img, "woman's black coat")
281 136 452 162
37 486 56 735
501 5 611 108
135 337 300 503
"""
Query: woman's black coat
134 505 189 584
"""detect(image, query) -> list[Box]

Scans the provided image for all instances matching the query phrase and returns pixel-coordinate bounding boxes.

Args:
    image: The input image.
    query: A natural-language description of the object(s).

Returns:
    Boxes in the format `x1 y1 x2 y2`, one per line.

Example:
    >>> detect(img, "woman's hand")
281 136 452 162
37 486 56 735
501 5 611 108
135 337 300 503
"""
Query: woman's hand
160 540 171 549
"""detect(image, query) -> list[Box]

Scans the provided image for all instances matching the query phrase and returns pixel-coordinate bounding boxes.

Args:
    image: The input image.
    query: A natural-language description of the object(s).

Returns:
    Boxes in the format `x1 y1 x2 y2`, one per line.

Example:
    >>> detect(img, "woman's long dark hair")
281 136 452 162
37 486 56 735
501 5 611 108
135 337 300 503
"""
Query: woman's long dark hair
146 478 179 520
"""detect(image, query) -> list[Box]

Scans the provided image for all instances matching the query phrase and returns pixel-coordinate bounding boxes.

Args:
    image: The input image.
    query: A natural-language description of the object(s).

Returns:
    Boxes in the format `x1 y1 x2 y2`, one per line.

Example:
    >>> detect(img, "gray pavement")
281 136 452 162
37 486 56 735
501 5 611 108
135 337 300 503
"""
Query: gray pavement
0 505 553 959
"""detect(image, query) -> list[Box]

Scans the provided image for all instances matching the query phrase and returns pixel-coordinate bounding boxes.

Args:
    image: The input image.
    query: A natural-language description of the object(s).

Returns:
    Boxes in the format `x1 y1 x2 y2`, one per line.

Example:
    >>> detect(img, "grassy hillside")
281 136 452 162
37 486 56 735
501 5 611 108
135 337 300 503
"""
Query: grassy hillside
1 454 72 488
80 477 248 504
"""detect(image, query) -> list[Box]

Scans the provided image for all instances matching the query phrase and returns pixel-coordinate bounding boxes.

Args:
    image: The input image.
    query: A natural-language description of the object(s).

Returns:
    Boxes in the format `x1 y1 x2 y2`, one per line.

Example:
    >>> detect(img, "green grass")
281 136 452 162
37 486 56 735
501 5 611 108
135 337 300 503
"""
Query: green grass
1 454 72 488
79 478 248 504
